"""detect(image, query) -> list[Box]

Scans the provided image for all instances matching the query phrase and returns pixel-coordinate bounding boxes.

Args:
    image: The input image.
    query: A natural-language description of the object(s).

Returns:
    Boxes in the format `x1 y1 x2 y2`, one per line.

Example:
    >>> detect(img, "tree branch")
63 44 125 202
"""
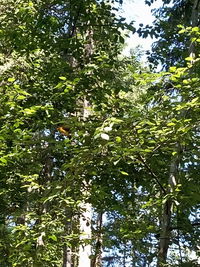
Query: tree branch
137 154 167 194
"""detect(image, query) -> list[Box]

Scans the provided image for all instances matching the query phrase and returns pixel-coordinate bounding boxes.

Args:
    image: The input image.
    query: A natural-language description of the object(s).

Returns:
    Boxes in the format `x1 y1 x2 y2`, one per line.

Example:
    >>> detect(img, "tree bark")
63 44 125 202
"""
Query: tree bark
157 155 178 266
78 96 92 267
189 0 200 57
157 1 200 265
91 212 103 267
63 245 72 267
63 211 73 267
78 201 92 267
77 21 94 266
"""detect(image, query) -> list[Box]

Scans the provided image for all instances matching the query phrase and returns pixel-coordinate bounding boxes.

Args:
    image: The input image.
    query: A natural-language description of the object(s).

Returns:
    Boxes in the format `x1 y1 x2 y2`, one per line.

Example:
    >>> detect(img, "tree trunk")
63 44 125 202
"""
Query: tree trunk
77 22 94 265
191 0 200 27
63 211 73 267
157 1 200 265
78 201 92 267
63 245 72 267
78 97 92 267
189 0 200 57
91 212 103 267
157 155 178 266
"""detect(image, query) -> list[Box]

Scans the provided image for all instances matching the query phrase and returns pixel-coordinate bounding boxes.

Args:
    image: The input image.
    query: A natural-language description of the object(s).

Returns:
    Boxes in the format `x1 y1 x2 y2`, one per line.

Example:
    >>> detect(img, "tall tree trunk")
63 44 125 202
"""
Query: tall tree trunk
77 20 94 266
91 212 103 267
63 245 72 267
191 0 200 27
189 0 200 57
63 210 73 267
78 98 92 267
62 4 94 264
157 1 200 265
157 154 179 266
78 201 92 267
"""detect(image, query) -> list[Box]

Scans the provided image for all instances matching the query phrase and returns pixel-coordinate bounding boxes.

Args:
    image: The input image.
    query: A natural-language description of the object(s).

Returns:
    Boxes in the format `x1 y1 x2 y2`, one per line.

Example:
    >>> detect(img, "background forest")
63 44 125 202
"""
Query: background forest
0 0 200 266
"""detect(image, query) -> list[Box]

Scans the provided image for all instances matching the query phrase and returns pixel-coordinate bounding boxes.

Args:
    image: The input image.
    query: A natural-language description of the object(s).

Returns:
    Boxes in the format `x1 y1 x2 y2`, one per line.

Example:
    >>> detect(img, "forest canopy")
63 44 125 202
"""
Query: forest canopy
0 0 200 266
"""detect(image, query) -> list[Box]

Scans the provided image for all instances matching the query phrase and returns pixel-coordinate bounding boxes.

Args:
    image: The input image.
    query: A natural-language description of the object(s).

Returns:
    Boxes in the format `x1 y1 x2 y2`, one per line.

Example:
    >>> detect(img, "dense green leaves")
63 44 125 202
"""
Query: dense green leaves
1 0 200 266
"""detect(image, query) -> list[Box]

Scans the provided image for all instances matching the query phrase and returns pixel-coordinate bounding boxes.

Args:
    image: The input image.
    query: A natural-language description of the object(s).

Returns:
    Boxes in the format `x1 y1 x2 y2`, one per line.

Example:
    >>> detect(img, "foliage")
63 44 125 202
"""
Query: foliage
139 0 200 69
0 0 200 266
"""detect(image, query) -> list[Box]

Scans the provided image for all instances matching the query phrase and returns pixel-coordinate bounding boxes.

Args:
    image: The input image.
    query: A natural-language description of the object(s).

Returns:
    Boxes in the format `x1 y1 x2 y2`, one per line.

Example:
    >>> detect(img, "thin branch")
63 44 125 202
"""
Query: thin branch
137 154 167 194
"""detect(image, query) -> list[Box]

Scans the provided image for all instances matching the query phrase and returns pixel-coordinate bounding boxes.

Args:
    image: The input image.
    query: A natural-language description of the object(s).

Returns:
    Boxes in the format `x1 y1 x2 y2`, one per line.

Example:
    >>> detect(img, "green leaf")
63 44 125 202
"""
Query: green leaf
115 136 121 143
59 76 67 81
119 36 125 44
192 26 199 32
7 77 15 82
185 57 194 61
120 171 129 176
167 122 176 126
16 95 26 100
48 235 57 241
0 157 7 164
169 67 177 72
28 1 34 7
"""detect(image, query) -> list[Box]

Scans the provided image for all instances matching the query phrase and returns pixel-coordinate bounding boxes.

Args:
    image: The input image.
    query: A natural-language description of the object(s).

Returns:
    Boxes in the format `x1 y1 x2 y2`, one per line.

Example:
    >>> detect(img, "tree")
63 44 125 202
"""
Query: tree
0 0 136 266
1 0 200 266
143 1 200 265
138 0 200 69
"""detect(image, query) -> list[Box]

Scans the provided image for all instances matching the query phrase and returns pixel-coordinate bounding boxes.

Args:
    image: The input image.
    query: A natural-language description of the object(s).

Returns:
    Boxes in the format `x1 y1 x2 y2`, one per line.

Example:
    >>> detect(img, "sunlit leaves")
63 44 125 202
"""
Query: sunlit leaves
100 133 110 140
0 0 135 265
